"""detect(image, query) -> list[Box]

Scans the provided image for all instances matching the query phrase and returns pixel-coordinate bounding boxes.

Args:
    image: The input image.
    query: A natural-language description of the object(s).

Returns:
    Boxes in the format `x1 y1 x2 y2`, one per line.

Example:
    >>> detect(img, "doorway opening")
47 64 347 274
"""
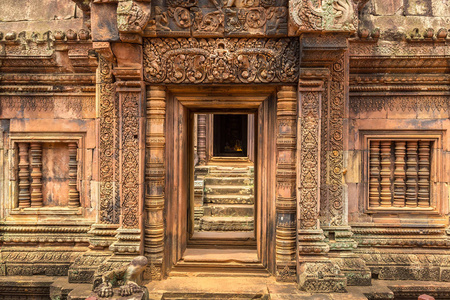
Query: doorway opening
165 89 276 277
191 113 255 243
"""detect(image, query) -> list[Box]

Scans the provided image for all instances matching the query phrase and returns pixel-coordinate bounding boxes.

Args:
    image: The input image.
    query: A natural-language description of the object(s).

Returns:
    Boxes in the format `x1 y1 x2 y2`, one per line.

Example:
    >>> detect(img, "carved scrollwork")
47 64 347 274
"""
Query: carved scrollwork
143 37 298 84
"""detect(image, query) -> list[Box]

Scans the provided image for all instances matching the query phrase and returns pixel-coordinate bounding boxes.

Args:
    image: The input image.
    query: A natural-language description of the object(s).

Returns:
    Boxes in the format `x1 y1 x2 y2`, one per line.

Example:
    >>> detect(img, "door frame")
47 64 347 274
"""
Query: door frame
164 86 277 276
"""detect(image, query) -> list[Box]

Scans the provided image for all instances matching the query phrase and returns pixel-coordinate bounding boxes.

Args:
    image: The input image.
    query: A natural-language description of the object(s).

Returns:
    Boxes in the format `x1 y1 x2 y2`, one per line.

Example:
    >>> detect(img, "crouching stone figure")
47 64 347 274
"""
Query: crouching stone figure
91 256 148 299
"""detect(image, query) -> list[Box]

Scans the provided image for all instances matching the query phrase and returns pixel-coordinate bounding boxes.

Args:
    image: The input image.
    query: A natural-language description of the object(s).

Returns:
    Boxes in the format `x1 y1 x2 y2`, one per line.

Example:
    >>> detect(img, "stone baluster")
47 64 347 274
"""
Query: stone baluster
380 141 392 207
393 141 406 207
68 142 81 207
418 141 431 208
406 141 419 207
30 142 43 208
18 142 31 208
369 141 381 208
197 114 207 165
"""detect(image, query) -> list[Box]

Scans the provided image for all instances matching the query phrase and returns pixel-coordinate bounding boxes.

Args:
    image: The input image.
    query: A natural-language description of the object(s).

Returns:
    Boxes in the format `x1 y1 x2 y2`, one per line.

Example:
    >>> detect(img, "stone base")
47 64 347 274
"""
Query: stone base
297 260 347 293
330 256 371 286
68 251 113 283
358 249 450 282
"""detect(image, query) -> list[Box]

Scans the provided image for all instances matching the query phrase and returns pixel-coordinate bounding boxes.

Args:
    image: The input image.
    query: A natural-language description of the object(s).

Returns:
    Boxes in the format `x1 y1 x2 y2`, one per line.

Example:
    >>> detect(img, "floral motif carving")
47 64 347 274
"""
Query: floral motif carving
121 92 140 229
98 56 120 224
143 38 298 84
328 55 345 226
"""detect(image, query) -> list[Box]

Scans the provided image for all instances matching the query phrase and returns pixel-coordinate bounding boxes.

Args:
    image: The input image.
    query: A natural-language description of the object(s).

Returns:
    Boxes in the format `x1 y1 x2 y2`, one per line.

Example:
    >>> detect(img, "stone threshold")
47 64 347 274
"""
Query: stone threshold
0 276 445 299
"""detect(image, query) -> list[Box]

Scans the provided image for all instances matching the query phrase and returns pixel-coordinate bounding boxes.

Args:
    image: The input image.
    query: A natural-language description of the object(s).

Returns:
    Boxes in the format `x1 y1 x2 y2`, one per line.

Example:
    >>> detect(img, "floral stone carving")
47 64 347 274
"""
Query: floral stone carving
143 37 299 84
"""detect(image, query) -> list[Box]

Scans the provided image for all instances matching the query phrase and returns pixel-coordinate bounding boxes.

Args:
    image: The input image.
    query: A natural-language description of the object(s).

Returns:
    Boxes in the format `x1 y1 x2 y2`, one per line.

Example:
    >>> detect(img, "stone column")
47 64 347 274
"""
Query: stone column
144 86 166 280
197 114 207 165
275 86 297 282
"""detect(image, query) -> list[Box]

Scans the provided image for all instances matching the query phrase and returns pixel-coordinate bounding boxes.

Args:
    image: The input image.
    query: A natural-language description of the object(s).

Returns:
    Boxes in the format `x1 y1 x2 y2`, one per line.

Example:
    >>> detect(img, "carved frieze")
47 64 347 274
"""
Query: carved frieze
143 37 299 84
350 96 450 114
146 0 288 37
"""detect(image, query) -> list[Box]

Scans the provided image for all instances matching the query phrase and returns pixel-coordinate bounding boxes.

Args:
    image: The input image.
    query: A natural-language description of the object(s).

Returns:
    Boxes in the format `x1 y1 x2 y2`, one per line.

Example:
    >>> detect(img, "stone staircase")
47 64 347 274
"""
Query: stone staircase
199 165 254 232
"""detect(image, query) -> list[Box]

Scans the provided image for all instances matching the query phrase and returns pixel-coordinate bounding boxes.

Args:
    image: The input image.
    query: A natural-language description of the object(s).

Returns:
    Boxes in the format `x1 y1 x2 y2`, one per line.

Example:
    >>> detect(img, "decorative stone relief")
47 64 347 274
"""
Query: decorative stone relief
143 37 299 84
117 0 152 33
289 0 358 32
98 55 121 225
147 0 288 37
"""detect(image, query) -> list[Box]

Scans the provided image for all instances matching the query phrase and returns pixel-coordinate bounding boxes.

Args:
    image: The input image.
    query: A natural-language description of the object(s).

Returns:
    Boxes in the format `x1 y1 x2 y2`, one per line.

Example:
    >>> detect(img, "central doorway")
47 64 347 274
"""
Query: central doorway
165 87 276 277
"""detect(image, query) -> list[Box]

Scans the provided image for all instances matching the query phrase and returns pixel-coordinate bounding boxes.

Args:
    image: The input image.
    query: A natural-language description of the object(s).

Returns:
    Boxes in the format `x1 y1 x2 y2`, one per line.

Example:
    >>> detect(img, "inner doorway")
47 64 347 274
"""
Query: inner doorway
191 113 255 244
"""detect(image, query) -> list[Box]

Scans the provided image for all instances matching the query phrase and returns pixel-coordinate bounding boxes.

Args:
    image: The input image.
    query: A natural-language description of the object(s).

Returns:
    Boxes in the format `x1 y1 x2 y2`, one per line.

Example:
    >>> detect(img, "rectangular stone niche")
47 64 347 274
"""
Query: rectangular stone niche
9 134 84 213
362 132 442 214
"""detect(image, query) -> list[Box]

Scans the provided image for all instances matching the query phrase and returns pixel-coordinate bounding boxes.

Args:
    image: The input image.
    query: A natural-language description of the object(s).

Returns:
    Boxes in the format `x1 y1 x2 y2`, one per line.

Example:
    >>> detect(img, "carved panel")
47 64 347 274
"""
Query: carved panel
98 56 120 224
143 37 299 84
328 55 345 226
120 92 141 229
298 91 320 230
350 96 450 114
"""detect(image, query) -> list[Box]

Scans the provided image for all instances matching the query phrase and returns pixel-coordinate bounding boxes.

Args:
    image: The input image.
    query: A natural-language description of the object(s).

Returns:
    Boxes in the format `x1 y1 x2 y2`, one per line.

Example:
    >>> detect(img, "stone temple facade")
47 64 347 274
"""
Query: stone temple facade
0 0 450 298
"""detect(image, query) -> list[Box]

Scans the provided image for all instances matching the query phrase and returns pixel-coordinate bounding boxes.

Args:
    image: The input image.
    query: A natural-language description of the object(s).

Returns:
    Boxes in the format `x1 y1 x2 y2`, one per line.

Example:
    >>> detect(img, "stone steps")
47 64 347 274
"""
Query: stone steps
204 194 254 205
203 204 254 217
201 216 254 231
205 177 253 185
205 185 253 195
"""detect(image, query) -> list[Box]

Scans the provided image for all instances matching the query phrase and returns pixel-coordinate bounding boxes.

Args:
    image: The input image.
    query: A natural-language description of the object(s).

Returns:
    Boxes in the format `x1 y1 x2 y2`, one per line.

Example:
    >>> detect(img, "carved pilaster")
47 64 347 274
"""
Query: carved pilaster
418 141 431 208
98 53 120 225
380 141 392 207
369 141 381 208
30 142 43 208
275 86 297 282
197 114 207 165
17 143 31 208
144 86 166 281
299 34 369 288
68 142 81 208
406 141 418 208
393 141 406 207
68 50 120 284
297 80 346 292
